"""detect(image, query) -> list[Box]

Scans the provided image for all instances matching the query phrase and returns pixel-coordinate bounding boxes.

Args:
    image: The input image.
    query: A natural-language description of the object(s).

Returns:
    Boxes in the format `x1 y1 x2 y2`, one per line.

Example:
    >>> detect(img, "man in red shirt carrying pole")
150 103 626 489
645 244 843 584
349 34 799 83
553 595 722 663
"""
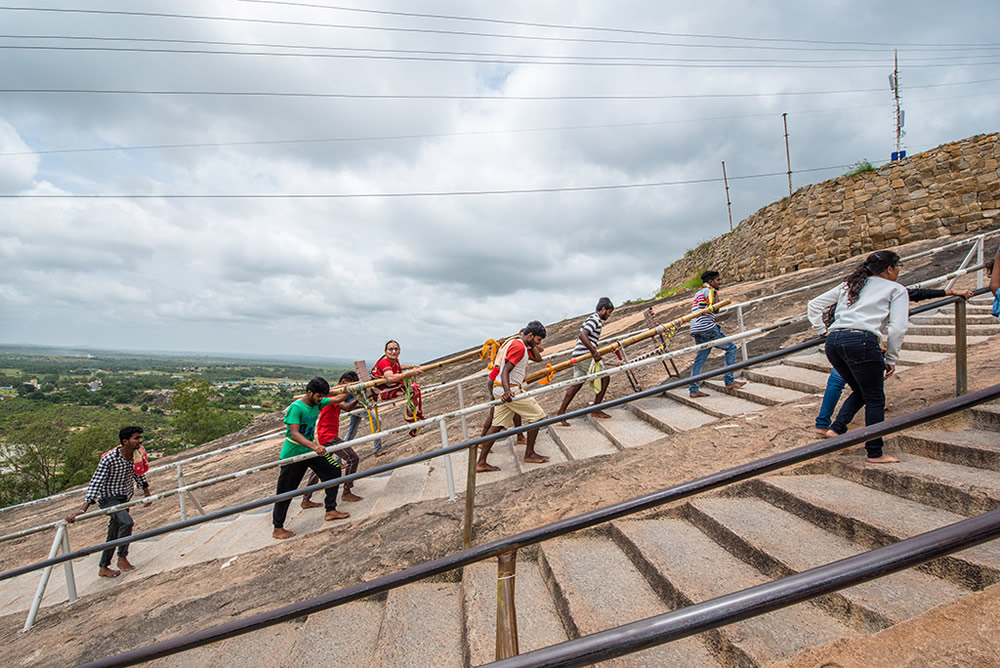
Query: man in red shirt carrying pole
476 321 550 472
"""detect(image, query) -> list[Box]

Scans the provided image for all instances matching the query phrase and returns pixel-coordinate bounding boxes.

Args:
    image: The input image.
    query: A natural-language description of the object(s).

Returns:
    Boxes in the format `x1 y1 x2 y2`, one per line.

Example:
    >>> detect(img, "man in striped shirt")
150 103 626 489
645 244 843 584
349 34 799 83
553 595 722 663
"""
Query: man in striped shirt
556 297 615 425
66 426 152 578
689 270 745 397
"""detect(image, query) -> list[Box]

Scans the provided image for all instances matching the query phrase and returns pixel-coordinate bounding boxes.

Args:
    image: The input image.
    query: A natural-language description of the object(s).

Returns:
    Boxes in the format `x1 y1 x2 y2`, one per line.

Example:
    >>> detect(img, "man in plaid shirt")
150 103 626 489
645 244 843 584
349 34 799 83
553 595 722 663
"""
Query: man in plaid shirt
66 426 152 578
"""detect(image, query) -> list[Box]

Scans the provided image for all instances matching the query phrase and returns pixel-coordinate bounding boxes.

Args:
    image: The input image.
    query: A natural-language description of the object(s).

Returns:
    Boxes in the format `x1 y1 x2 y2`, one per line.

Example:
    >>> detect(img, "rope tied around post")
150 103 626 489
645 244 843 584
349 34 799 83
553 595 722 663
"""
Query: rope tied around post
536 364 556 385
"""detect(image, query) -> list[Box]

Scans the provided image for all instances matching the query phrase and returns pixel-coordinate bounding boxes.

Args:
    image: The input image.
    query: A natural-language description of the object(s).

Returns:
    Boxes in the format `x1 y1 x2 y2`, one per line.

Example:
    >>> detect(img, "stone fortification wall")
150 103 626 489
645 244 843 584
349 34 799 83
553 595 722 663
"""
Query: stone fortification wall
660 133 1000 291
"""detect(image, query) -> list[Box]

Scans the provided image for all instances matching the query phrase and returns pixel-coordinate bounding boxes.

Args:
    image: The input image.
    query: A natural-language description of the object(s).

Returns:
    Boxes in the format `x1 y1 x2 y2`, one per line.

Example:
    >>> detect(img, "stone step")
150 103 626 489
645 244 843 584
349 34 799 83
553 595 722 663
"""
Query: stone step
969 403 1000 432
824 450 1000 516
372 582 464 668
538 536 719 667
781 351 833 373
179 511 279 566
907 325 996 337
749 474 1000 589
893 429 1000 472
686 497 967 632
519 429 570 472
702 379 812 406
896 349 953 365
745 364 831 394
547 421 619 461
149 600 385 668
589 406 669 449
420 443 518 502
902 334 988 353
611 518 857 665
665 388 767 419
910 314 996 326
369 462 432 517
462 559 568 667
628 395 717 434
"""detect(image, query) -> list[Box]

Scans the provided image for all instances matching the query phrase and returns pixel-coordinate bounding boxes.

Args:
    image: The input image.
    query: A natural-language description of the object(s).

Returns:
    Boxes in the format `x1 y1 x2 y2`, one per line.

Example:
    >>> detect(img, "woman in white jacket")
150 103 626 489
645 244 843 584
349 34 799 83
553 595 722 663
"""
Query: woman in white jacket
807 250 908 463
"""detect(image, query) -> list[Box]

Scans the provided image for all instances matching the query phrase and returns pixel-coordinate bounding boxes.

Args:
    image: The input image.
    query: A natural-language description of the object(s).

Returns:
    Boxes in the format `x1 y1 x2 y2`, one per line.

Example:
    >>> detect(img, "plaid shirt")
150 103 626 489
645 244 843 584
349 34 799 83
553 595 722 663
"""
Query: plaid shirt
84 447 150 504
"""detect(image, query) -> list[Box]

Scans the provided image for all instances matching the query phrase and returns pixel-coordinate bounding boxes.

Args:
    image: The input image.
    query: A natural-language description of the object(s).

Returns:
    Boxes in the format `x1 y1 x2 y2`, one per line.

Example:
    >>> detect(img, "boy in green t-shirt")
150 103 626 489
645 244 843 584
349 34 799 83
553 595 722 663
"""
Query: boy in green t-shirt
272 377 350 540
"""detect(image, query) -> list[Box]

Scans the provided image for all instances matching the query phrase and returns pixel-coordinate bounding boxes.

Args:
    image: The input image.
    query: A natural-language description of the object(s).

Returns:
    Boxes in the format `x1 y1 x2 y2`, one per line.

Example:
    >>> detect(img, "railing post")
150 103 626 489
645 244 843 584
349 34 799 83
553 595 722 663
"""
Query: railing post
176 464 187 521
60 525 76 603
495 549 520 660
463 443 478 549
977 236 985 289
736 305 749 363
456 381 470 441
23 524 65 632
956 299 968 396
439 421 457 502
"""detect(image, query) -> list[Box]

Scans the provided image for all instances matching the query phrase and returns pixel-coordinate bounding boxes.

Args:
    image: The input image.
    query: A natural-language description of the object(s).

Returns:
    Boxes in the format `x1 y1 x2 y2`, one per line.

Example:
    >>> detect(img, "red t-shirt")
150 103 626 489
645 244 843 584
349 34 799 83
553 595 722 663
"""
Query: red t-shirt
489 339 527 381
315 401 343 446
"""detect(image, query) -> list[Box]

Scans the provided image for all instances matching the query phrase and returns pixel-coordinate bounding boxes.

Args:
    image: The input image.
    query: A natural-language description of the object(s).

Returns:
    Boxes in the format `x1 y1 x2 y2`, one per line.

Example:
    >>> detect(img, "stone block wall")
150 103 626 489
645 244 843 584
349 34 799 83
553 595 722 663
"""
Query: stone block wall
660 133 1000 291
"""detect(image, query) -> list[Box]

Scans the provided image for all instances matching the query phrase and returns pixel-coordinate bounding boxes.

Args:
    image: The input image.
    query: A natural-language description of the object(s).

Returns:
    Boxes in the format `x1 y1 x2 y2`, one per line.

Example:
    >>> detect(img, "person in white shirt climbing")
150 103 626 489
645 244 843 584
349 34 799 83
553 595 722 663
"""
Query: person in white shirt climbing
807 250 908 464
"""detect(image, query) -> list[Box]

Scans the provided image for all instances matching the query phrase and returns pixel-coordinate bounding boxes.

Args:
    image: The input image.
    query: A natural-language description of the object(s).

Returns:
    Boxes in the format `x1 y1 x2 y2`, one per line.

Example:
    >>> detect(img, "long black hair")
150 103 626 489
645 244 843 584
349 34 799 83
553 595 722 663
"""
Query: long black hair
844 250 900 305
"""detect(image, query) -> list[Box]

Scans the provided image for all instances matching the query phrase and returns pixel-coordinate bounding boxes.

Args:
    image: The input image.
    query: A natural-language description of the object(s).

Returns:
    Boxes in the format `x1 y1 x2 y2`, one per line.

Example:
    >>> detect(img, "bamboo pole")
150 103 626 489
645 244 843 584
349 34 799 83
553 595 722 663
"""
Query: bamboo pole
523 300 731 384
326 336 514 396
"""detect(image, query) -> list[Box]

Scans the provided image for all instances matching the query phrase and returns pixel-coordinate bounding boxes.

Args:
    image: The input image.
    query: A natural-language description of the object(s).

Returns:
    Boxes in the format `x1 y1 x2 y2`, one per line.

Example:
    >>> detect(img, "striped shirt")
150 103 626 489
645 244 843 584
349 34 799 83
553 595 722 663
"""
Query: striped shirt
689 286 719 334
572 312 604 357
84 447 150 504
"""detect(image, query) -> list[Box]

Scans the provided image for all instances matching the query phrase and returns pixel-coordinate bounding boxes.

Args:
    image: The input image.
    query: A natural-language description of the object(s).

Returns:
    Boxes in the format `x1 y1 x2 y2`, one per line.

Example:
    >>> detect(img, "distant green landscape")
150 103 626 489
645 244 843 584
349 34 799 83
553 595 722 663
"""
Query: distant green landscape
0 345 351 506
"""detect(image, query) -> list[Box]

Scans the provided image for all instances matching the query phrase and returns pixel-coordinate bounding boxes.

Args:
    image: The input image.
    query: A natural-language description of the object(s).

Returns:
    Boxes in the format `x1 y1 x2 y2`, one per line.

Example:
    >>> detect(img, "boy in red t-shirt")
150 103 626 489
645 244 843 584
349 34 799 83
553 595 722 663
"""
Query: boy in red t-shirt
302 372 365 506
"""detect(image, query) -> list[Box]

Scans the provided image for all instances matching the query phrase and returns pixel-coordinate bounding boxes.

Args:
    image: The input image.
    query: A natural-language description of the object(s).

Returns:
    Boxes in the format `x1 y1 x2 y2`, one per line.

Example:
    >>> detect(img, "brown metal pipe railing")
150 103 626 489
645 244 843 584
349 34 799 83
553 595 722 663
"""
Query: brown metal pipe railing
80 381 1000 668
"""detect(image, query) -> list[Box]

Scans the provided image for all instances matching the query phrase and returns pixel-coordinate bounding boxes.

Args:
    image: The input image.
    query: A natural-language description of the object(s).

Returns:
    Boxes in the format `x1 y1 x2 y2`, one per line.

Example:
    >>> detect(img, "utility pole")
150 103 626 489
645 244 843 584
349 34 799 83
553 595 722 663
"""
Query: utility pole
890 50 906 161
721 161 734 232
782 112 792 196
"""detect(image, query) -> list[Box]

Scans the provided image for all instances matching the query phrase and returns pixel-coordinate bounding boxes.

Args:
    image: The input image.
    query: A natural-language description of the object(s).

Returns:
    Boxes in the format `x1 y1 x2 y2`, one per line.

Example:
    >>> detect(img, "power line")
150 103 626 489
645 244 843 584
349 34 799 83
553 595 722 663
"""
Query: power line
2 5 998 55
4 88 996 159
0 163 873 200
239 0 1000 51
3 77 998 100
4 40 1000 70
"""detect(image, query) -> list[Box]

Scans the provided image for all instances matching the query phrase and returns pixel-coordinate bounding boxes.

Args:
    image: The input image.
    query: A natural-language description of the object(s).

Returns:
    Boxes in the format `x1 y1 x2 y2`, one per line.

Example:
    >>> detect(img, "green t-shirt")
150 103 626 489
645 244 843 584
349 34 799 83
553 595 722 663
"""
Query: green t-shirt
280 398 331 459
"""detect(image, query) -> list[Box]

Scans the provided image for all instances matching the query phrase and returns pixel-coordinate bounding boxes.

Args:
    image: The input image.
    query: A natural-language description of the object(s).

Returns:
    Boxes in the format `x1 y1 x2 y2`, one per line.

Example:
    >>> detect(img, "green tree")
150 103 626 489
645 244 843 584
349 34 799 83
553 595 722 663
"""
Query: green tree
171 378 250 446
0 410 72 500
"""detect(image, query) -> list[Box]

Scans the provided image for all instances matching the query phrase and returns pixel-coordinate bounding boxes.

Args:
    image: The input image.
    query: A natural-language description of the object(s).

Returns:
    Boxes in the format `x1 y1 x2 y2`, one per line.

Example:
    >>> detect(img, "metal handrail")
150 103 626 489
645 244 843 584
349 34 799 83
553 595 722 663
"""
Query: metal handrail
4 280 982 552
79 382 1000 667
6 230 988 515
0 326 822 581
485 509 1000 667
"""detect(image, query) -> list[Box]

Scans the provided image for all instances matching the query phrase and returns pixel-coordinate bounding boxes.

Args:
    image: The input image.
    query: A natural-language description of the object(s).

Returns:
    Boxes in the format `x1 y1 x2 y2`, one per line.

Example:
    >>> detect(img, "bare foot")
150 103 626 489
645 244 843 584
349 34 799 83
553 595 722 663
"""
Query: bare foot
815 428 831 437
374 450 388 457
523 453 550 464
867 455 901 464
341 491 364 503
477 462 501 472
516 436 527 445
325 509 350 521
300 499 323 509
689 391 710 398
725 381 747 390
116 557 136 572
558 420 572 427
592 410 612 419
824 429 838 439
272 528 296 540
98 566 121 578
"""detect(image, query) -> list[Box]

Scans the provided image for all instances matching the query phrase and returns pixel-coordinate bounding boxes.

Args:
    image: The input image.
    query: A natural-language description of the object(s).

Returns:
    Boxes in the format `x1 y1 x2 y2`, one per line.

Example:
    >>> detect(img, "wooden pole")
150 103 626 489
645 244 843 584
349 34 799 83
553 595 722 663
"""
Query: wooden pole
783 113 793 196
522 300 731 384
722 160 734 232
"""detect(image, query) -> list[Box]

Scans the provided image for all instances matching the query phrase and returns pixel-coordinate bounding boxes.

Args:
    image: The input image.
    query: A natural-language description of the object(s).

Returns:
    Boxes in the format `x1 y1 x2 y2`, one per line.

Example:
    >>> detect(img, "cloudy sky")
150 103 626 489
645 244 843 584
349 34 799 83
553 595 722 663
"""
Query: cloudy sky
1 1 998 362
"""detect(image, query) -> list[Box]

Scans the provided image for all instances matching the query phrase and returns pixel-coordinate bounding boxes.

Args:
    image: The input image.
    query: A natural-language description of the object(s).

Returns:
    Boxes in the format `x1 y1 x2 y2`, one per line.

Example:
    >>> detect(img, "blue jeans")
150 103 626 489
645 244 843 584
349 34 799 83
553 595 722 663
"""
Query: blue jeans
815 369 847 429
346 413 382 453
689 326 737 393
825 330 888 458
